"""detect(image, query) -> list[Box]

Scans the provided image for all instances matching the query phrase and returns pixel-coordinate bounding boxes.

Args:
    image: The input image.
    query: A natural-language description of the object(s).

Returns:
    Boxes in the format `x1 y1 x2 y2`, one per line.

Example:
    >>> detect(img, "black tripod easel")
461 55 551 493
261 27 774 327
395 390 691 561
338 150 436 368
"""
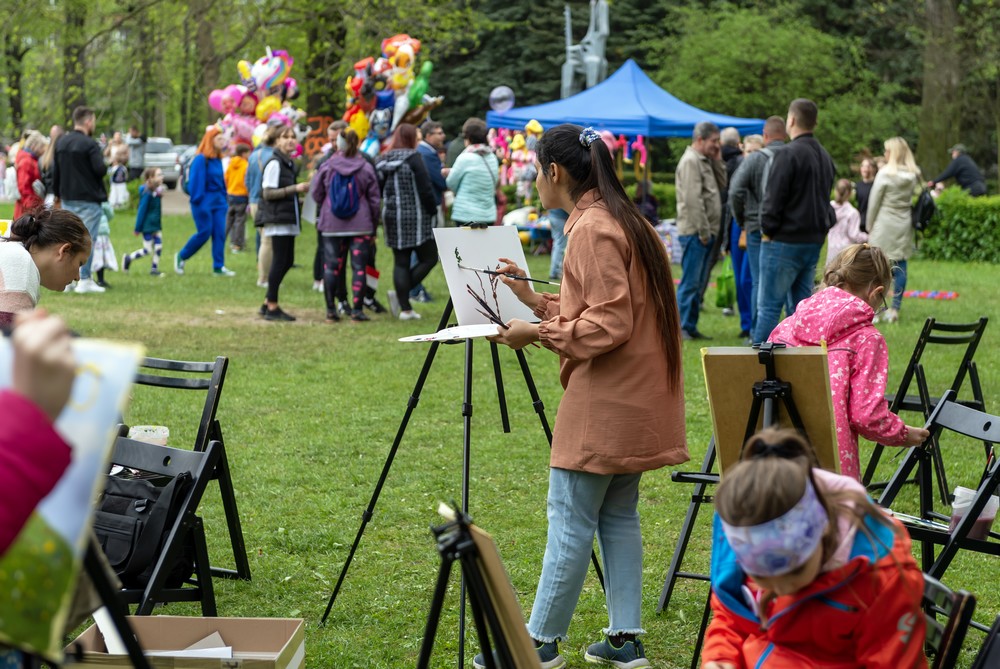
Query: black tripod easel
658 342 806 669
320 300 604 663
416 509 516 669
61 537 151 669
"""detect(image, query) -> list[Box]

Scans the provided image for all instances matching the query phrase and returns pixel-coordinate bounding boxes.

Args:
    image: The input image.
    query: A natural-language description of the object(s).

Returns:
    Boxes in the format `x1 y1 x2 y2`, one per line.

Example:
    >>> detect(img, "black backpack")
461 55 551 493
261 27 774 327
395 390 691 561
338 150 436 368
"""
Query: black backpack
911 188 937 231
93 472 195 589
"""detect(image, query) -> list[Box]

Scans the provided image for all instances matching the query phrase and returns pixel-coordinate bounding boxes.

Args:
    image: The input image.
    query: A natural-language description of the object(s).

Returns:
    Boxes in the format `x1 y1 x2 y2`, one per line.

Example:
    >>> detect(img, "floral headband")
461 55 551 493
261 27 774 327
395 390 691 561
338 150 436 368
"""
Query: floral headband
579 127 601 149
720 478 828 577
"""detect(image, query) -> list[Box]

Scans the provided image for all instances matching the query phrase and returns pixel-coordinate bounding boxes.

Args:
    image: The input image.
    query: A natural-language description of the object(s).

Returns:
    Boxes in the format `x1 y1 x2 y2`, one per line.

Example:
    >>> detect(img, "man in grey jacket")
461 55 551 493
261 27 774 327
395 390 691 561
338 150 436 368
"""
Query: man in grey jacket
675 121 724 340
728 116 787 338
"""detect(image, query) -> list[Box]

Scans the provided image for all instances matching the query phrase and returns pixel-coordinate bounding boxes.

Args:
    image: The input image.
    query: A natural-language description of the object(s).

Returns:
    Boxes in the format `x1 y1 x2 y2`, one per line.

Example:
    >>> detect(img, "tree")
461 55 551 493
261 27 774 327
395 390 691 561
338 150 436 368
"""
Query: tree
916 0 962 179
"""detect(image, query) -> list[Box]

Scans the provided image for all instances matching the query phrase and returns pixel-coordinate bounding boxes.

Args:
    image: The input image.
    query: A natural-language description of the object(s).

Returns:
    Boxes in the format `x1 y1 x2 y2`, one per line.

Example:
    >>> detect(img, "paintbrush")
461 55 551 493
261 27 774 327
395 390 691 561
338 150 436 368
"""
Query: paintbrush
457 264 560 286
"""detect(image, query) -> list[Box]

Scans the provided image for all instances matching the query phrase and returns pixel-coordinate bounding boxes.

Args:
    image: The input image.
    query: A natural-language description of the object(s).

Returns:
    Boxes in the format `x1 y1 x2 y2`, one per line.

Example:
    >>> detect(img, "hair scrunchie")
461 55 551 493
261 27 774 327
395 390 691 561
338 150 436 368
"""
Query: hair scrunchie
578 127 601 149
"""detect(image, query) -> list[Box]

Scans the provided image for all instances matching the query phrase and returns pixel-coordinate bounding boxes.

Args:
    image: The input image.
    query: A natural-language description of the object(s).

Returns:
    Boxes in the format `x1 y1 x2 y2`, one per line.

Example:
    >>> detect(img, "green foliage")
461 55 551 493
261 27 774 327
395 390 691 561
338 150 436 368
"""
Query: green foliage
643 3 921 173
918 187 1000 263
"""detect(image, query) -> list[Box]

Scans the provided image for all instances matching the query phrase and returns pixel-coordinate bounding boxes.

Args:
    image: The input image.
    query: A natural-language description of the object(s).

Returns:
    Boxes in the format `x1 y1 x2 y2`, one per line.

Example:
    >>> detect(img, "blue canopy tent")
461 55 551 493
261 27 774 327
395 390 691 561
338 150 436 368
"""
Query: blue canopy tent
486 59 764 137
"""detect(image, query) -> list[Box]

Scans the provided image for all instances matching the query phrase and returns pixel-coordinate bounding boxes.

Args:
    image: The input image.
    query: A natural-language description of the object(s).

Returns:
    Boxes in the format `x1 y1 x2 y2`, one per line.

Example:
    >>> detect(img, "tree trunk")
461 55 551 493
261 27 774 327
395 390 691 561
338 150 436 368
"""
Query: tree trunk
63 0 88 118
191 0 218 132
180 9 196 143
5 42 28 133
304 6 346 119
917 0 961 179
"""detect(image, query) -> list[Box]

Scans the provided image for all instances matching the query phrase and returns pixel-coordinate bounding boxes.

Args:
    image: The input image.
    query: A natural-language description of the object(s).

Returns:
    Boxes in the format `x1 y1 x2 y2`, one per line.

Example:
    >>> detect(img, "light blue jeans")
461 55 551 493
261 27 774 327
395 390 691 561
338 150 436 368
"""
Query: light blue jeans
752 240 823 344
62 200 103 280
548 209 569 280
527 468 644 642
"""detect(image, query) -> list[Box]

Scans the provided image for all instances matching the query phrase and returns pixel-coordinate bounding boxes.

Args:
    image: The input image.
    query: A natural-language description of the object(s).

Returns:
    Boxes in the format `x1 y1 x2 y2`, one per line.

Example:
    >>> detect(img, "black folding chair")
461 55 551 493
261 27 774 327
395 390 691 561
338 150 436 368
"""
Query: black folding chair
970 614 1000 669
923 574 977 669
130 356 251 581
863 317 989 501
104 437 222 615
878 390 1000 578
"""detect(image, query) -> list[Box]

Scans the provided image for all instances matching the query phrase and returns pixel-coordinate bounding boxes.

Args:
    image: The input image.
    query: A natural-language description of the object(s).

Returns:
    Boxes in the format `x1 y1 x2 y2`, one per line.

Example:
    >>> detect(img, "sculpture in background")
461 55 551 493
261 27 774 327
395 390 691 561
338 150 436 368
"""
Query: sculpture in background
561 0 609 99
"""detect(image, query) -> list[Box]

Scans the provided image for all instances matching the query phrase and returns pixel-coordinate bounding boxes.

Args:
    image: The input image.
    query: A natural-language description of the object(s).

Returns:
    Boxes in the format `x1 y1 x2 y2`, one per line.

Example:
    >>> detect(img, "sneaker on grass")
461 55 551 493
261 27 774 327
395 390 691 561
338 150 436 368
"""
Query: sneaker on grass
214 266 236 277
474 640 565 669
584 637 649 669
122 253 131 273
174 252 185 275
74 278 106 294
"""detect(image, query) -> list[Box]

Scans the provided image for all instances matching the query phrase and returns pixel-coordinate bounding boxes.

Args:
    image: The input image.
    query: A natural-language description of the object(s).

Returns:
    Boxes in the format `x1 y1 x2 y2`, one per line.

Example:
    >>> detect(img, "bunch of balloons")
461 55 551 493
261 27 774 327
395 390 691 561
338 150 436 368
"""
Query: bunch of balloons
207 46 308 154
344 34 444 157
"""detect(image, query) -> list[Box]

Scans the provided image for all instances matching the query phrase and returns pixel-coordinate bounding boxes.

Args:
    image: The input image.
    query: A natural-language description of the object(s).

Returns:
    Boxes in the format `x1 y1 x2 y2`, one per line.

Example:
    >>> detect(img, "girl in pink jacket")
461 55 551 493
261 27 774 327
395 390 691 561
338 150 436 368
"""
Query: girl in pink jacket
768 244 928 479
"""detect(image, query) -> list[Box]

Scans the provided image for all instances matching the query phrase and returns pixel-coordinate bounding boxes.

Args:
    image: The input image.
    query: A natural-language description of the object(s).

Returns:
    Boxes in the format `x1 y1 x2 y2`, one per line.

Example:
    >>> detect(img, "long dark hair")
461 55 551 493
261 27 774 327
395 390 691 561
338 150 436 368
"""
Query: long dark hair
537 124 682 389
8 208 91 254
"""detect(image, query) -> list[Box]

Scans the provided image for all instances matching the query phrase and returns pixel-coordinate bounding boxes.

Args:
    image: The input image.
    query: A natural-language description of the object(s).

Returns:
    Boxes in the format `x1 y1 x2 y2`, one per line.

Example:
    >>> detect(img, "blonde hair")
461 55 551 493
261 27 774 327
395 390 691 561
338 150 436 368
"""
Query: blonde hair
743 135 764 154
834 178 853 205
22 131 47 155
822 243 893 300
882 137 920 177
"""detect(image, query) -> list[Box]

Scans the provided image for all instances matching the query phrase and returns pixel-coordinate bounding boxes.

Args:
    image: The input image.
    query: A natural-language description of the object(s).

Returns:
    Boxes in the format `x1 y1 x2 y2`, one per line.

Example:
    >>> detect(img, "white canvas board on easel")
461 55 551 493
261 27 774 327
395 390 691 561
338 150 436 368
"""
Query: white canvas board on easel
400 227 540 342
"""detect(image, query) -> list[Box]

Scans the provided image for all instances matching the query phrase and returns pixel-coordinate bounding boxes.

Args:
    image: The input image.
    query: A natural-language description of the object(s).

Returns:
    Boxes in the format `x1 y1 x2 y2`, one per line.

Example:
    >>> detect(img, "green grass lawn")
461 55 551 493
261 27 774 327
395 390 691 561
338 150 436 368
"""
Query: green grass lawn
7 200 998 667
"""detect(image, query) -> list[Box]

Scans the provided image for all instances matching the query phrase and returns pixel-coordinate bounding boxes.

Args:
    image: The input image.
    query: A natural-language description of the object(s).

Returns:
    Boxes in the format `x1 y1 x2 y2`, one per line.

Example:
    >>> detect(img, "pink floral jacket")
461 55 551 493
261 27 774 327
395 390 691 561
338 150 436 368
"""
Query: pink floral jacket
769 286 908 479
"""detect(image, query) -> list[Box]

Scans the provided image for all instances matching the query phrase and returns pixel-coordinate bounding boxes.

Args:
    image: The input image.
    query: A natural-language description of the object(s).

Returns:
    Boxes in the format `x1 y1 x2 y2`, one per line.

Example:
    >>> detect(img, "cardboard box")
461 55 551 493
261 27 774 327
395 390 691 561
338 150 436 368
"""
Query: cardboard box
67 616 305 669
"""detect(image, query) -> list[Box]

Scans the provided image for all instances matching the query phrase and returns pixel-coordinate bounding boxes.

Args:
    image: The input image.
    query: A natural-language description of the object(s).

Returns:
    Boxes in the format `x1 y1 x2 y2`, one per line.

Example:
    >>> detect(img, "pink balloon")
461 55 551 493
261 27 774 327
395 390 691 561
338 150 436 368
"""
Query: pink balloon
208 89 226 112
224 84 243 103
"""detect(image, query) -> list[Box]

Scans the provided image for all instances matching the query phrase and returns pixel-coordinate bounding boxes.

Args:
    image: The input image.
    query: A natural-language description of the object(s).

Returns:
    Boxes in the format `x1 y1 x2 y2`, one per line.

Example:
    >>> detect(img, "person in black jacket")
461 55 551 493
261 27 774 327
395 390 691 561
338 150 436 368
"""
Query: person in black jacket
257 125 310 321
928 144 987 196
752 99 835 344
52 106 108 294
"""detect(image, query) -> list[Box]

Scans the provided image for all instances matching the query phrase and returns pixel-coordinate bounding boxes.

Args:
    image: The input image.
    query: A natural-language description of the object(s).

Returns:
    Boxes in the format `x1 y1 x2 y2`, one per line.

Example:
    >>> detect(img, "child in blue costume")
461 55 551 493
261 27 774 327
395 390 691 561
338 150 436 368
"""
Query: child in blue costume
175 125 234 276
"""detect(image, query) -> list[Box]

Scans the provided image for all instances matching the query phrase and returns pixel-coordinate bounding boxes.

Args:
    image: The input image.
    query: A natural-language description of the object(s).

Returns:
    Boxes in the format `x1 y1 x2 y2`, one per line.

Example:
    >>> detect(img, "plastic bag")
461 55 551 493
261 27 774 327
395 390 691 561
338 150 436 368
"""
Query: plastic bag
715 255 735 309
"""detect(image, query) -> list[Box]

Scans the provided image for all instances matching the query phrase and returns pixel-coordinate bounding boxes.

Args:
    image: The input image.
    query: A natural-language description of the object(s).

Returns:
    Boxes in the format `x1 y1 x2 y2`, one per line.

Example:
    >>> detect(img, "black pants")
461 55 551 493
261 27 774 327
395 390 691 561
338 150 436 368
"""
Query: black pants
392 240 438 311
266 235 296 304
323 235 374 312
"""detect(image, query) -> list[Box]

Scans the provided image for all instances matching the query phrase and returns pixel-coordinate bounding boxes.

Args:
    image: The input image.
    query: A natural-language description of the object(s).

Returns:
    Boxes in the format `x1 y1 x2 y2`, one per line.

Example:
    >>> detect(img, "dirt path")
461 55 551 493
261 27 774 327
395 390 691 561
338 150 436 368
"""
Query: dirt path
161 187 191 216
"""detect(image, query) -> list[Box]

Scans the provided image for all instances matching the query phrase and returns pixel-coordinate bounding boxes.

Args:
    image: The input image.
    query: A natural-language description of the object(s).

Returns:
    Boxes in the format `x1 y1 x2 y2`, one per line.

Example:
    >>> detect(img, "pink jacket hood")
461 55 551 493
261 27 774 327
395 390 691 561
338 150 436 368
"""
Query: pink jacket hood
769 286 908 480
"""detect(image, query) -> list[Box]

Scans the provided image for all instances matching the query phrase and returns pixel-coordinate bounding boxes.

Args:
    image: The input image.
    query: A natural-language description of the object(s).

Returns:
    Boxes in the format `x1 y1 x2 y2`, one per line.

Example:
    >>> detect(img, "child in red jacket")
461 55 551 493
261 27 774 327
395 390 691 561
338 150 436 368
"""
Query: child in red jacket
702 429 927 669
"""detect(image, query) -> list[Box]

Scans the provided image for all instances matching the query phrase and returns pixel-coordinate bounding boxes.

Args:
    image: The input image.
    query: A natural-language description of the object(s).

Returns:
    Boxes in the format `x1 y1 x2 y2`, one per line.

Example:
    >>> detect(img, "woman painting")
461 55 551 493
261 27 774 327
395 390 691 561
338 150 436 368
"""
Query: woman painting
483 125 688 669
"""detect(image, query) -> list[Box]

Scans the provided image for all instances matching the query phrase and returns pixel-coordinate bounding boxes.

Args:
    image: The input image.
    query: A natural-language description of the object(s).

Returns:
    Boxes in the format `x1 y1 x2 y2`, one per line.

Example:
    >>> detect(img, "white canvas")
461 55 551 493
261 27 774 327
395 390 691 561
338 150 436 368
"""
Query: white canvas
432 227 539 328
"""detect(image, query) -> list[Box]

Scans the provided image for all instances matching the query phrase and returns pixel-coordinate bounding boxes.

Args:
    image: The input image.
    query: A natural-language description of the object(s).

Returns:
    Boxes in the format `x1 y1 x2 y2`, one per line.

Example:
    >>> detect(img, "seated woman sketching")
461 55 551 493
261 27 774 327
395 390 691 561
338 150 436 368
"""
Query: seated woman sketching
0 309 75 555
702 428 927 669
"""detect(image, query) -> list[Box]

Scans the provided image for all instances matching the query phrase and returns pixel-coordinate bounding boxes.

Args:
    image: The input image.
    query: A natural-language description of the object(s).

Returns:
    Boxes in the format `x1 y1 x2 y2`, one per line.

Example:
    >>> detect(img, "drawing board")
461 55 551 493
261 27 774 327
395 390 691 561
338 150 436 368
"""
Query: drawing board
701 346 839 475
0 337 143 661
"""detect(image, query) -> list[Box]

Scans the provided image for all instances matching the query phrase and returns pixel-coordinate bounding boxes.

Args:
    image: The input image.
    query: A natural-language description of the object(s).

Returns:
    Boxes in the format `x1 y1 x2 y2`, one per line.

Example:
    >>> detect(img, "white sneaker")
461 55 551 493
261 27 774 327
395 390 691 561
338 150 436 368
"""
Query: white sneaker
174 253 185 275
883 308 899 323
312 280 323 292
74 278 106 294
213 266 236 277
387 290 401 318
399 310 422 320
257 280 269 288
64 281 77 293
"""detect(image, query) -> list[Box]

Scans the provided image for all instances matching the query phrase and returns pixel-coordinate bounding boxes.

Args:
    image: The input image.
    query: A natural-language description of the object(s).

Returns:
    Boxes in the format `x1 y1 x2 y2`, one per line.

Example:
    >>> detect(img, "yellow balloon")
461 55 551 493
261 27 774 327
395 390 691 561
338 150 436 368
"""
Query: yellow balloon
255 95 282 122
519 231 530 245
349 110 369 139
237 60 253 82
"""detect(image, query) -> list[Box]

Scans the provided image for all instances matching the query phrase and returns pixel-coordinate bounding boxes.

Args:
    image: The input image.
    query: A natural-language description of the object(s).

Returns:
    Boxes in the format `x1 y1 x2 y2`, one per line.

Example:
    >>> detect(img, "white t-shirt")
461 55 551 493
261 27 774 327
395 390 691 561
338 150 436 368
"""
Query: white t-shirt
261 160 300 238
0 241 41 313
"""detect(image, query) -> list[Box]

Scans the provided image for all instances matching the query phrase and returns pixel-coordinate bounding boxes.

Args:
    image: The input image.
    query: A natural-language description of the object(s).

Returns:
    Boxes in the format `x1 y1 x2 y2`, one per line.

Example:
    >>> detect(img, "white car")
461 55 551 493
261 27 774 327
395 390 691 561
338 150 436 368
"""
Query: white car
142 137 181 189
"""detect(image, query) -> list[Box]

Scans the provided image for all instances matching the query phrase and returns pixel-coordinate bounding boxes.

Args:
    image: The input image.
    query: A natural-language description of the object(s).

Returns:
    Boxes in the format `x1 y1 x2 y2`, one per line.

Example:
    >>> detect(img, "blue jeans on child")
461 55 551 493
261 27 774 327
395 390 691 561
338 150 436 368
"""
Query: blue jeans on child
730 220 752 334
527 468 644 642
752 240 823 344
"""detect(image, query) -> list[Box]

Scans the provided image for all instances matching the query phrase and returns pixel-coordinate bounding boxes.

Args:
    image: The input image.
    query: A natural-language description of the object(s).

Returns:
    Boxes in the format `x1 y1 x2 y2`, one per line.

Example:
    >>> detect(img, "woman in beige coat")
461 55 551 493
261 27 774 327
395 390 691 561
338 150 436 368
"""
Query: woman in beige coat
866 137 920 323
485 125 688 669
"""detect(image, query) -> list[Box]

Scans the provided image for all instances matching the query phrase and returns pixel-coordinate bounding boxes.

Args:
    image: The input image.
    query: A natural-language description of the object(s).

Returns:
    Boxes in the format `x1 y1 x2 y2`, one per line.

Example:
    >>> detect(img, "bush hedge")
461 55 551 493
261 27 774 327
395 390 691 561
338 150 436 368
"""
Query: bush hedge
919 188 1000 263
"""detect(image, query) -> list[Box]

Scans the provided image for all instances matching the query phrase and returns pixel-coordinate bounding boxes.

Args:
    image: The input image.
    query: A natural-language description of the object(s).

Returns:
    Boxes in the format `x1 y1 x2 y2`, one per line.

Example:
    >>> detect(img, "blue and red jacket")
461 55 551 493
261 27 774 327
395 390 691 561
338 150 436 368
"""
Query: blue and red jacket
703 497 927 668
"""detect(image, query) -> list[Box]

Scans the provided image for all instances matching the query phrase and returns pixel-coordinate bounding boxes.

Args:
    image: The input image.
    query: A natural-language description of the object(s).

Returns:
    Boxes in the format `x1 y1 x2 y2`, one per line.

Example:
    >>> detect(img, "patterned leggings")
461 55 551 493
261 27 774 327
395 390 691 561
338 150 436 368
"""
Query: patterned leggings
322 235 374 312
126 232 163 270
